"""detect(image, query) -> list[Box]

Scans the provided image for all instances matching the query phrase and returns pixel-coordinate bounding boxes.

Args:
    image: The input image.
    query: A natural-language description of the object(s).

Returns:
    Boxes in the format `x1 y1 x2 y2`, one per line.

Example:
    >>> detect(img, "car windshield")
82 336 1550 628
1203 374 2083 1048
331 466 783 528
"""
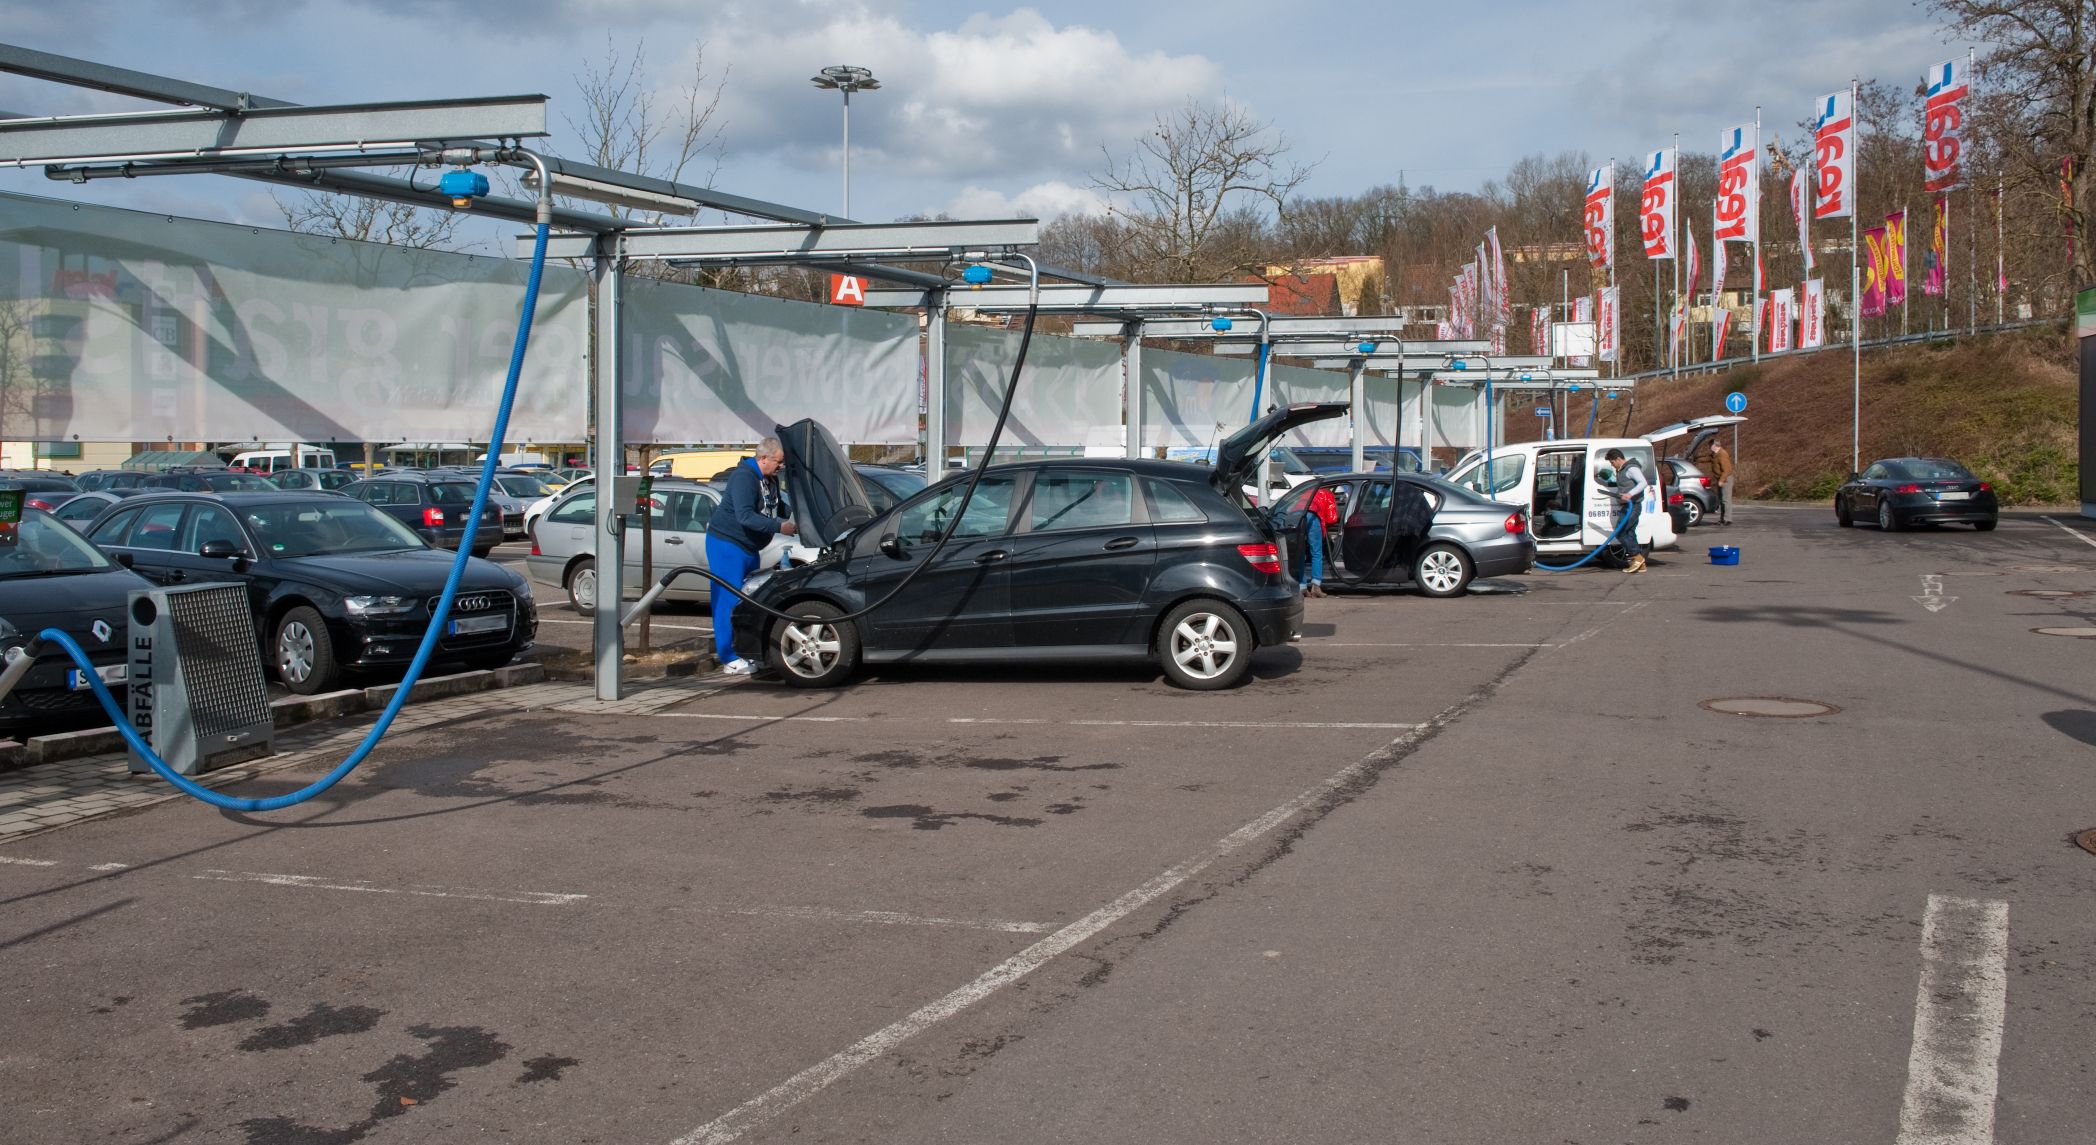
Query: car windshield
429 482 478 505
496 475 551 498
0 512 116 577
1892 459 1976 481
239 501 427 557
206 473 277 492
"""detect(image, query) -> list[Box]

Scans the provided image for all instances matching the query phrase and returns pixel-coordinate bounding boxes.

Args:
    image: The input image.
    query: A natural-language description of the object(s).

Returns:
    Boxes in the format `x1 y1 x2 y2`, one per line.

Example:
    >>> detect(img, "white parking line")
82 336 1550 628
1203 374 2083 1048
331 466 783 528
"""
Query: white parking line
1310 642 1555 648
1896 894 2010 1145
652 712 1419 730
712 905 1050 934
0 855 58 867
192 869 587 906
668 691 1480 1145
2040 516 2096 551
539 619 712 632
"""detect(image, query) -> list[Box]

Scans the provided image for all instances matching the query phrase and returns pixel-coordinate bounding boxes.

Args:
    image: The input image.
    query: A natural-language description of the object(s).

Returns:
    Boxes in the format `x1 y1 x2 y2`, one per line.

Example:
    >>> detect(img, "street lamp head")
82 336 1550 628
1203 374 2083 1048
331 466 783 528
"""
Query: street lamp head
812 65 881 92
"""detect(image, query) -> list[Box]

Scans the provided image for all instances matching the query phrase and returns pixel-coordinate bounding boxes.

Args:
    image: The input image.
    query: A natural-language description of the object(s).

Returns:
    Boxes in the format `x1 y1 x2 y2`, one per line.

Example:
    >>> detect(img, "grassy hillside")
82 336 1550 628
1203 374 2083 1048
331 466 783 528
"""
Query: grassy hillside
1505 323 2081 505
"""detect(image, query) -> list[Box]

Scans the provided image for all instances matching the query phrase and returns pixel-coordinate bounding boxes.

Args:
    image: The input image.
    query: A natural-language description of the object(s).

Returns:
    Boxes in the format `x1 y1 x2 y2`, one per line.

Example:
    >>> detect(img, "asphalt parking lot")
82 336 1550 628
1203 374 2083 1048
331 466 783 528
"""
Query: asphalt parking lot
4 504 2095 1144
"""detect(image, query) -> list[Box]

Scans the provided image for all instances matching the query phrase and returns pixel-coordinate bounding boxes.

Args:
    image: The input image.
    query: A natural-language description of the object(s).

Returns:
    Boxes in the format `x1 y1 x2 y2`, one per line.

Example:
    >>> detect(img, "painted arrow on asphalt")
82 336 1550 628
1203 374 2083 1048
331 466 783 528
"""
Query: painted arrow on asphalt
1913 573 1957 613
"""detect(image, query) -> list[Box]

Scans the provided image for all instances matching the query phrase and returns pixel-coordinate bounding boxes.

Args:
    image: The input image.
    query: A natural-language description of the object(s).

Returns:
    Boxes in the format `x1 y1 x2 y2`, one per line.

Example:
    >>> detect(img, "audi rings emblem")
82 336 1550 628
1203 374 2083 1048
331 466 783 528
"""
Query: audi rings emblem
454 595 495 613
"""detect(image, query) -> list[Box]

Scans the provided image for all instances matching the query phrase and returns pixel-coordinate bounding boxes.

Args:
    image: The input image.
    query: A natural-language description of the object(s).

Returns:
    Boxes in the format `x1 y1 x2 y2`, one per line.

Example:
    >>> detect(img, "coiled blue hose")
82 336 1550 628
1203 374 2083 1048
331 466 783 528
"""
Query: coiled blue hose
1532 504 1635 571
27 219 553 812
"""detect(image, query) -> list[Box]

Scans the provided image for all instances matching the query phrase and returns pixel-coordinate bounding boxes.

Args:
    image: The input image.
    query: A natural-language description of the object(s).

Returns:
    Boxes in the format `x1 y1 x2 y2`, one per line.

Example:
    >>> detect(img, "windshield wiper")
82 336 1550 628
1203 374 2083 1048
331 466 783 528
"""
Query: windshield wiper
0 566 105 579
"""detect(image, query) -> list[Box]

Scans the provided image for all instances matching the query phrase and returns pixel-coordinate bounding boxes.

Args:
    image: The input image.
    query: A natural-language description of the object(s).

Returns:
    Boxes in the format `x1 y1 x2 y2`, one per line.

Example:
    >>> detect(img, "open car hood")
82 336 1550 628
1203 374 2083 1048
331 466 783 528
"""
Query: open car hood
775 418 875 548
1212 402 1352 493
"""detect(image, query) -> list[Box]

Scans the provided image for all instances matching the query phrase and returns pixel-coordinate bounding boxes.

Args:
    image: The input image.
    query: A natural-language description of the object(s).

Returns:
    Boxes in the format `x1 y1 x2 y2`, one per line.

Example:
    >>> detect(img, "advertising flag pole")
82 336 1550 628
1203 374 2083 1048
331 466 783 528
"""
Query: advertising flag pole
1673 133 1682 376
1851 80 1862 473
1903 200 1911 336
1995 175 2005 325
1967 48 1978 334
1752 106 1763 364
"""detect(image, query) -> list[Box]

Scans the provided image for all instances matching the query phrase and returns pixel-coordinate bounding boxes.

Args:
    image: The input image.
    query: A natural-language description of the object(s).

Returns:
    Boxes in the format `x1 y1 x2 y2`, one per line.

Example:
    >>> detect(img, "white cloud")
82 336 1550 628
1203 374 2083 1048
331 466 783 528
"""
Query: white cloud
946 179 1107 221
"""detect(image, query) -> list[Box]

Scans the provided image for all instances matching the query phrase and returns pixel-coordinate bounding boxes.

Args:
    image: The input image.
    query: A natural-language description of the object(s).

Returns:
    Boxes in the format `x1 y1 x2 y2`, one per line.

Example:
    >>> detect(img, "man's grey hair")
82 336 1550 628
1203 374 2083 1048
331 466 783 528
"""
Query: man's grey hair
756 436 784 459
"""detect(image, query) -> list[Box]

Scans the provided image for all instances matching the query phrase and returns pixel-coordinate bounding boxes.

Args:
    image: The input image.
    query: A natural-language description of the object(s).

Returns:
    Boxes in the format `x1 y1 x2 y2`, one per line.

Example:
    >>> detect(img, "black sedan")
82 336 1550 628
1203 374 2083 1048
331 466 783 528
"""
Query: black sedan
81 492 535 694
732 404 1348 690
1266 472 1535 597
1836 457 1999 531
0 511 151 738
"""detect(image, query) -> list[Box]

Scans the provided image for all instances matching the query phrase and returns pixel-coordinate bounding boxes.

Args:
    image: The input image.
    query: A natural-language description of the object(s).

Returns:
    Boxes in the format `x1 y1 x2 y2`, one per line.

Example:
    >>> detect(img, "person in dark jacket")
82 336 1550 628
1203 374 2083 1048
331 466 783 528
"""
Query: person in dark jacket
705 437 797 675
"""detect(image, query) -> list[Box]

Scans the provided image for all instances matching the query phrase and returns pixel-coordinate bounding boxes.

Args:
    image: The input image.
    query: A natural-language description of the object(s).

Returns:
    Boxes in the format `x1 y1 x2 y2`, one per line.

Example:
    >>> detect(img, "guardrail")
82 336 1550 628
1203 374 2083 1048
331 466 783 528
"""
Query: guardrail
1618 317 2062 383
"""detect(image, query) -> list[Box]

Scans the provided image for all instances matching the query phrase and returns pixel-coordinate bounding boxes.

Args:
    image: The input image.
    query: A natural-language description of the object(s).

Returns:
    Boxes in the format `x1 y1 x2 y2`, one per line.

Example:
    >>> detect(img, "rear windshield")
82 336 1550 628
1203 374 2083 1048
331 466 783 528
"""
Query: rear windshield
205 473 277 492
1890 459 1975 481
496 475 552 498
429 483 478 505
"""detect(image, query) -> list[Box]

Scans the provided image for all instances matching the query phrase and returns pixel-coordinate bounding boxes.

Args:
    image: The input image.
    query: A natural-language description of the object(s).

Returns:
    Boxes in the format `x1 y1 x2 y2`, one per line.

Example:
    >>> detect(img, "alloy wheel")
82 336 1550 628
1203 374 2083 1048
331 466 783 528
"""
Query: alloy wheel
278 622 316 684
1169 612 1239 681
780 618 843 678
1418 549 1465 594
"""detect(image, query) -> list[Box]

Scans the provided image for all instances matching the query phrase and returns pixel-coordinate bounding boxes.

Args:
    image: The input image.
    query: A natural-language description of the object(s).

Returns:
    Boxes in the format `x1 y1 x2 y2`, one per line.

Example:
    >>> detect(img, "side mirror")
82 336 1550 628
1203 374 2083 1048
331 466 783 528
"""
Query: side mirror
113 551 135 569
199 539 242 559
879 533 906 560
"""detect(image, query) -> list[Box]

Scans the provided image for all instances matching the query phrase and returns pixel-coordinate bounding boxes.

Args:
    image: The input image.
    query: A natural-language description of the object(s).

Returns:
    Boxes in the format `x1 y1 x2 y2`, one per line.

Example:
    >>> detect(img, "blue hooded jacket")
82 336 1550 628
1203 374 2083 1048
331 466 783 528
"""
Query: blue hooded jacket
706 457 786 553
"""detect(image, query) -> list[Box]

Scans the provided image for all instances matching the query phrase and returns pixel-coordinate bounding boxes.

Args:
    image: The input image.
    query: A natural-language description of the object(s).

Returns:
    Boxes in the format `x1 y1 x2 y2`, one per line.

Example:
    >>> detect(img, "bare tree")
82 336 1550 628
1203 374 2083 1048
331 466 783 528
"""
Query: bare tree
273 192 465 249
564 35 727 225
1093 100 1316 282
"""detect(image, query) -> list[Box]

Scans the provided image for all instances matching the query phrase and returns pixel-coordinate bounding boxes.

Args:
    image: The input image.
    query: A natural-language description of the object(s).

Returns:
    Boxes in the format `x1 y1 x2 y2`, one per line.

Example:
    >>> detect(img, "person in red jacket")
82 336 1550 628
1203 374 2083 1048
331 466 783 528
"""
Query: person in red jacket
1296 484 1339 597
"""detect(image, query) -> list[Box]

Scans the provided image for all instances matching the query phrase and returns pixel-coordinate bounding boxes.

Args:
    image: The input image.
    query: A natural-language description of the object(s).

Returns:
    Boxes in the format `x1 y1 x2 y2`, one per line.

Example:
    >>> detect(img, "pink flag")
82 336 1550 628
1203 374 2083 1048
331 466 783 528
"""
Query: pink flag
1885 210 1908 308
1924 197 1949 296
1861 226 1889 317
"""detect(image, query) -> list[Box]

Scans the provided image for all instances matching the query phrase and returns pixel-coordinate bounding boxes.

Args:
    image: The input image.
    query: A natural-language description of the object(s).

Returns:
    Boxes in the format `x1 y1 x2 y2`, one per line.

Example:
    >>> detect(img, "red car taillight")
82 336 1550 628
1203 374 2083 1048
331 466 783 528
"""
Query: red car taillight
422 506 446 527
529 535 541 556
25 498 54 511
1977 482 1992 492
1237 542 1282 574
1895 483 1922 494
1504 512 1526 534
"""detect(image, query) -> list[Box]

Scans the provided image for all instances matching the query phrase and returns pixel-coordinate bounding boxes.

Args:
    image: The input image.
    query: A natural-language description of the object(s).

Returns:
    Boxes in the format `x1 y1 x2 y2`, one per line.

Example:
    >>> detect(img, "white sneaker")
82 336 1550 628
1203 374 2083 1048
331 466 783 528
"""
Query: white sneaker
721 658 754 676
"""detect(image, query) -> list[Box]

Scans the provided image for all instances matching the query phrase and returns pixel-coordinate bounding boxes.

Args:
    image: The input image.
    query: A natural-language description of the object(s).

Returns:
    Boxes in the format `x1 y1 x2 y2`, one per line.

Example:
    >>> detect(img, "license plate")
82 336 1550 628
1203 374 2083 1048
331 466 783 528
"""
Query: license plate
67 664 127 690
449 614 510 636
1938 491 1971 501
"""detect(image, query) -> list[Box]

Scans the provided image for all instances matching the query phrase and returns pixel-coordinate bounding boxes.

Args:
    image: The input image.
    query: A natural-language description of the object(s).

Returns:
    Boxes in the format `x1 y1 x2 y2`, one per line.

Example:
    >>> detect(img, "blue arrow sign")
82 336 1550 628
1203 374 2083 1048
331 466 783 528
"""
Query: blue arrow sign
1533 406 1551 417
1725 391 1747 414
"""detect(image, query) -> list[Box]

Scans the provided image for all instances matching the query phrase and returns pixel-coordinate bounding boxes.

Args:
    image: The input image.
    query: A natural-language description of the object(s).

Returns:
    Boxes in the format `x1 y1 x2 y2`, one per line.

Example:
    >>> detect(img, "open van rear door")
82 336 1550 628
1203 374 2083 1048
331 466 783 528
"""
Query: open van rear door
1642 415 1745 457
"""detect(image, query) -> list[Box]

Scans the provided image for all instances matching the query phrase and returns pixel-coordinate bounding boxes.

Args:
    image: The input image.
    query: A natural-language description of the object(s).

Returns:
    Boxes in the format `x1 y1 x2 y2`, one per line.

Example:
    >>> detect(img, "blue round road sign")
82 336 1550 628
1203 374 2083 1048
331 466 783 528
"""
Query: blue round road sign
1725 391 1747 414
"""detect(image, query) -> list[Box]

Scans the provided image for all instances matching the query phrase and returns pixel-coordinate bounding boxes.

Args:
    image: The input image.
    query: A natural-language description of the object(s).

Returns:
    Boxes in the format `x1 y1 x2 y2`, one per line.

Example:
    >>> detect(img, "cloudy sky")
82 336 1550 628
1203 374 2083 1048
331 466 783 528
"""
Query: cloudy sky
0 0 1961 248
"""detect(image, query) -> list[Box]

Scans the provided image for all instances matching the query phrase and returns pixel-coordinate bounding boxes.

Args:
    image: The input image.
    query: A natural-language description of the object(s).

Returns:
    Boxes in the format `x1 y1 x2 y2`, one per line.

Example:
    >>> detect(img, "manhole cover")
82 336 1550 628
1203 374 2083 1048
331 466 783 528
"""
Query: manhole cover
2074 829 2096 856
2032 627 2096 639
1700 697 1842 718
2009 589 2088 598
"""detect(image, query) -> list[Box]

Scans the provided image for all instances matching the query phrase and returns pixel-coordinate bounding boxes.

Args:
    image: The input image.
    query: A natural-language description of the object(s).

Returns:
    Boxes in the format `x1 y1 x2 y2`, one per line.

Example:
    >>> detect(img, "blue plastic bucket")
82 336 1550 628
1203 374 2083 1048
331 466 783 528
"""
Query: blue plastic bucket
1708 545 1740 566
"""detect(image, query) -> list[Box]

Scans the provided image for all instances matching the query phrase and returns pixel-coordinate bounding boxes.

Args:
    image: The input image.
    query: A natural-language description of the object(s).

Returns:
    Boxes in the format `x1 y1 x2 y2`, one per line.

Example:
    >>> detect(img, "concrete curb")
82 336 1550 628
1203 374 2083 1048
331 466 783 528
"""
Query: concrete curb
4 661 554 775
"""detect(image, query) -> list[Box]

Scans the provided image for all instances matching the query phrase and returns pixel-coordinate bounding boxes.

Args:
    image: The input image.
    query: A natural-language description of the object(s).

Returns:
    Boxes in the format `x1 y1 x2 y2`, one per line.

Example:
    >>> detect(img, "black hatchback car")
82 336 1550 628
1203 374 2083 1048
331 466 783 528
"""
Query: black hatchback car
341 472 506 556
732 404 1348 691
0 511 151 738
1836 457 2000 531
83 492 535 694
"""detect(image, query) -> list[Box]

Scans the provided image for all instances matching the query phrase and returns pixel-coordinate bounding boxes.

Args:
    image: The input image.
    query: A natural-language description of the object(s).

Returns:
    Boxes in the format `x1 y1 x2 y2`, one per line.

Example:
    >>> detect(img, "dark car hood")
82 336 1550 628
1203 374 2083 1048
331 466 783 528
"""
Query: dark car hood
272 550 520 596
776 419 876 548
1214 403 1352 492
0 566 154 638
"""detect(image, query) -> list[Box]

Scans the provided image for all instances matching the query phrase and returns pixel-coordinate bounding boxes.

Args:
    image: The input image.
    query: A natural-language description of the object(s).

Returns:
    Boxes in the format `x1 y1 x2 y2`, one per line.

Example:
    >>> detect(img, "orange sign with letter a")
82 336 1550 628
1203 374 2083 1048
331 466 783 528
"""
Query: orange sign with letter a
828 274 866 306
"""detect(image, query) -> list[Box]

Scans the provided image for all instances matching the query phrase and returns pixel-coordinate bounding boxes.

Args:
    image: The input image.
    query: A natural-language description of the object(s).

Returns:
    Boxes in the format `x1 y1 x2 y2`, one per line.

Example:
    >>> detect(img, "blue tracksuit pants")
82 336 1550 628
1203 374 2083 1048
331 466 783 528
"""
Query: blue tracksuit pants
705 535 759 663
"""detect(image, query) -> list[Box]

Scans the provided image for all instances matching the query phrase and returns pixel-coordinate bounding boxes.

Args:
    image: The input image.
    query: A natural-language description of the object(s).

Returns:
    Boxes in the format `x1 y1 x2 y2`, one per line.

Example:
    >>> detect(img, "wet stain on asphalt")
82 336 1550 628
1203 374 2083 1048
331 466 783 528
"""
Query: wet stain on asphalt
516 1054 580 1084
90 994 133 1014
239 1024 511 1145
1753 1028 1773 1040
180 989 270 1029
763 785 862 804
965 756 1117 773
986 792 1022 802
238 1003 387 1053
1044 802 1084 815
861 804 1044 830
1663 1096 1692 1112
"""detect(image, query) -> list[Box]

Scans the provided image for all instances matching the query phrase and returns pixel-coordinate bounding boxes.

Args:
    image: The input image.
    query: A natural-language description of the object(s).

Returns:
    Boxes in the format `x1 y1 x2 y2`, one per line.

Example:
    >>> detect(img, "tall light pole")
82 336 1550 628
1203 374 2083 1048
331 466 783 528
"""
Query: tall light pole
811 64 879 217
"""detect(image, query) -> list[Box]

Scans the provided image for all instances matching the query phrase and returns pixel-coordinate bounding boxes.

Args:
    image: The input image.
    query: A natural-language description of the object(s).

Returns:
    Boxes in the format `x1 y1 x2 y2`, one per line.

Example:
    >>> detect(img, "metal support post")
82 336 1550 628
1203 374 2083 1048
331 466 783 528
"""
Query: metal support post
1122 321 1144 459
924 291 949 471
592 246 625 701
1349 357 1367 473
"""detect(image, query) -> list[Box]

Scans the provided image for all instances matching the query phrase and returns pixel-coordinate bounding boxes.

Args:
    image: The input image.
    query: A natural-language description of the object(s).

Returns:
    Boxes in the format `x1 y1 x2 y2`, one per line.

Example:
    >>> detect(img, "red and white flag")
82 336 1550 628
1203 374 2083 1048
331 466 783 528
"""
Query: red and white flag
1791 170 1814 274
1768 288 1796 352
1812 89 1856 220
1584 163 1616 270
1715 124 1759 243
1713 308 1732 361
1488 227 1510 332
1801 278 1826 348
1924 58 1970 194
1572 296 1594 366
1530 306 1551 356
1672 220 1701 365
1641 147 1677 259
1711 200 1729 297
1597 286 1620 363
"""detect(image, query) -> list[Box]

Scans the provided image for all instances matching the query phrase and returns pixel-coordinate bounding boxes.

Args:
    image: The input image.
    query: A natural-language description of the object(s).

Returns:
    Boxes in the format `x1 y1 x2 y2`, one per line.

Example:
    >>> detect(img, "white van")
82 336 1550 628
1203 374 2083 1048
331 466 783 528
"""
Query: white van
230 445 336 474
1445 436 1676 560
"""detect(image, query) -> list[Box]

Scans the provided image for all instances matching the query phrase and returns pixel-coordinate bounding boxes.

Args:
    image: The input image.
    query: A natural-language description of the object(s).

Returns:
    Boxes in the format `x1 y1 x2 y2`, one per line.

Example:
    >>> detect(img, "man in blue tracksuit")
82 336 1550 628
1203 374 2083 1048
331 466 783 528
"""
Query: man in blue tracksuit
705 438 797 675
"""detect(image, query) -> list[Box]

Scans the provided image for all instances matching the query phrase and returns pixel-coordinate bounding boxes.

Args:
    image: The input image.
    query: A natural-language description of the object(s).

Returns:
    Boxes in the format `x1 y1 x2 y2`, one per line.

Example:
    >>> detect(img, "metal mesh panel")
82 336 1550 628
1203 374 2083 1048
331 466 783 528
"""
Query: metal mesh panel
166 585 271 739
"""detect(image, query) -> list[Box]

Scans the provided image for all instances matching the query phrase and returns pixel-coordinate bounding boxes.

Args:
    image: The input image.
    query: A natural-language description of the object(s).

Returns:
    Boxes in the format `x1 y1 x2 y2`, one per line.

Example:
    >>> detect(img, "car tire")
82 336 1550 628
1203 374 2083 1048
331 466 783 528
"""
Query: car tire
566 558 598 617
1412 543 1473 598
1156 599 1255 691
1974 519 1998 532
1835 496 1853 527
275 606 341 696
771 601 861 688
1681 498 1703 527
1878 501 1902 531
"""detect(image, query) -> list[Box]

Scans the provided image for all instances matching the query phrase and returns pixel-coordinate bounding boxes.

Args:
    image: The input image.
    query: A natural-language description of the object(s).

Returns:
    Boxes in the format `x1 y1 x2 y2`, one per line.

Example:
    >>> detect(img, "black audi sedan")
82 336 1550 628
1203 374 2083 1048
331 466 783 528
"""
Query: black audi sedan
731 404 1348 691
341 471 506 555
82 492 535 694
1835 457 2000 531
0 511 151 738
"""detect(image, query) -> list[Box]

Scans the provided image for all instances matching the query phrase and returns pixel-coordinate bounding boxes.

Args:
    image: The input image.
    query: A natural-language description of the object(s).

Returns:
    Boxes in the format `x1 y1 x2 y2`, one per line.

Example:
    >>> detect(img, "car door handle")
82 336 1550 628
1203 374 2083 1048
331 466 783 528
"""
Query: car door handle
974 550 1009 564
664 536 683 545
1103 536 1141 551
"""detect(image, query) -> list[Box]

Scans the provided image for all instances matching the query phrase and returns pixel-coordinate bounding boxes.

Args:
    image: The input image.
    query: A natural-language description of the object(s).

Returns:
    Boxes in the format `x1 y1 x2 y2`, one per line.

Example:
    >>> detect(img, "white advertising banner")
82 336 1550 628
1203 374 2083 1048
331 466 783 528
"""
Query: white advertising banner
1716 123 1760 244
944 324 1122 448
0 191 589 443
1801 278 1826 348
1768 287 1796 352
1597 286 1621 363
1139 348 1372 450
620 276 919 445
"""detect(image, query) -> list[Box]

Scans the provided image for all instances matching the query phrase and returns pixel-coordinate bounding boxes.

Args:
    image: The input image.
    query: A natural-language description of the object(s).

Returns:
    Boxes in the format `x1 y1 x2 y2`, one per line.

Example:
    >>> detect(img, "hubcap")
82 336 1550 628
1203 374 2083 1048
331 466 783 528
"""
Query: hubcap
279 622 315 683
573 567 597 611
1170 613 1239 680
1420 551 1462 593
1879 503 1893 529
781 619 843 677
